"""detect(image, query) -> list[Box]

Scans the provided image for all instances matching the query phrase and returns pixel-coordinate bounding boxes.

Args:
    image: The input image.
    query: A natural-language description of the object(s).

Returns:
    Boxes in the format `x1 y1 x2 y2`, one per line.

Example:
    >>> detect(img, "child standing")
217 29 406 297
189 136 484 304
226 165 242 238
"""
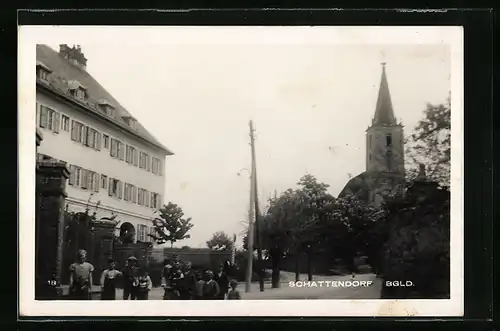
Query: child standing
69 249 94 300
201 270 220 300
100 258 122 300
135 268 152 300
122 256 139 300
180 261 197 300
225 279 241 300
194 270 205 300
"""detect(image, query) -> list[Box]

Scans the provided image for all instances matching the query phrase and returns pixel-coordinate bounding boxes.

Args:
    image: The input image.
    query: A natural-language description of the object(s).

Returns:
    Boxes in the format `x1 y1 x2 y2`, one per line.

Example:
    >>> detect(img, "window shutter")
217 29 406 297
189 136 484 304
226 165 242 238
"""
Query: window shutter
88 129 95 148
146 155 151 171
86 170 91 189
82 126 88 145
93 173 99 192
80 169 87 189
86 171 91 189
68 165 75 185
119 143 125 160
118 181 123 199
36 103 40 126
53 112 60 133
71 121 77 141
132 186 137 203
133 149 138 166
75 168 81 186
150 193 155 208
110 139 115 157
96 133 102 151
39 106 48 128
157 194 162 209
124 184 129 201
108 178 113 196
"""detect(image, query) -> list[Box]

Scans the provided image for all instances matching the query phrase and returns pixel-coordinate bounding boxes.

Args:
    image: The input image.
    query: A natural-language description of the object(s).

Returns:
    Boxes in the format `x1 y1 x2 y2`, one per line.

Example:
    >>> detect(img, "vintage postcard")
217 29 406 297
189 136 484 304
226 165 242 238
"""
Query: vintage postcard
18 25 463 317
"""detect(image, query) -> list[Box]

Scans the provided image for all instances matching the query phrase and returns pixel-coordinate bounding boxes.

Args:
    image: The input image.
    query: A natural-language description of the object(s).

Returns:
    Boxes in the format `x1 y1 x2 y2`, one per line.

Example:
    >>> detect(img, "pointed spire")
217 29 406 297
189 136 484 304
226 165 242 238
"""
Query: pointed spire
372 62 397 126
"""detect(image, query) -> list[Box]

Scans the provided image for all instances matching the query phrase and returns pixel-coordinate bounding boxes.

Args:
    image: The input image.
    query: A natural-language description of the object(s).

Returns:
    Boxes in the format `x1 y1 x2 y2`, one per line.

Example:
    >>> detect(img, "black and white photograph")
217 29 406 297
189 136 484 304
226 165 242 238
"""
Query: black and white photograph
19 26 464 316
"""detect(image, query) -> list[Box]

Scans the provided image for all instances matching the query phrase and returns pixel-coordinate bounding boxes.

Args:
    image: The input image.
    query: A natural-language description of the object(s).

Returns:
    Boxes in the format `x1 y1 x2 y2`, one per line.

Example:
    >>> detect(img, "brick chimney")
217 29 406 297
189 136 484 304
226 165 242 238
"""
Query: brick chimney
59 44 87 70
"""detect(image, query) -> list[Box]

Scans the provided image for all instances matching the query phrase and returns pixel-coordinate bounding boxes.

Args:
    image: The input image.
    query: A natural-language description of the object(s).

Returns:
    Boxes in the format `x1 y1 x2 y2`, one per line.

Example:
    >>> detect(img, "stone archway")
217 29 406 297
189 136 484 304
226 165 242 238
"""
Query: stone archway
119 222 136 244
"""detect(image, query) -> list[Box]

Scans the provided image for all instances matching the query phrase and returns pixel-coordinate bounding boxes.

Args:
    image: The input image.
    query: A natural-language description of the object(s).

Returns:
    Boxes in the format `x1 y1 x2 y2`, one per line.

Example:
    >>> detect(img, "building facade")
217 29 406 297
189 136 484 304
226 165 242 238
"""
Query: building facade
35 44 173 244
339 63 405 206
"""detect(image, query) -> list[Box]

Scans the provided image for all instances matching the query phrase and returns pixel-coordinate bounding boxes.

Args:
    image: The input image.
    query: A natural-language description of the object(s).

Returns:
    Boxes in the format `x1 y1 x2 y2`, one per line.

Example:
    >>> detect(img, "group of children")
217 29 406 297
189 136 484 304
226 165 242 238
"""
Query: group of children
161 256 241 300
68 250 241 300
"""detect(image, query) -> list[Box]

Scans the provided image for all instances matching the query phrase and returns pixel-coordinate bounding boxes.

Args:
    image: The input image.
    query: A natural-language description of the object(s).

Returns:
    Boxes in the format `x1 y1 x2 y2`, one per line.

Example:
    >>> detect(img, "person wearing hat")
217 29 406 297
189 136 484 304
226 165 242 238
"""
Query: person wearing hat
69 249 94 300
100 258 122 300
122 256 138 300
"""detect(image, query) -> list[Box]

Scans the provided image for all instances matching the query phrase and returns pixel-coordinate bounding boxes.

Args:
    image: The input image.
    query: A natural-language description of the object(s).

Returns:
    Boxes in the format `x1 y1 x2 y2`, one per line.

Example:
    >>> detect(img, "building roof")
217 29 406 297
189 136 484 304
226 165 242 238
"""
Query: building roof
338 172 371 203
36 44 173 155
372 63 397 126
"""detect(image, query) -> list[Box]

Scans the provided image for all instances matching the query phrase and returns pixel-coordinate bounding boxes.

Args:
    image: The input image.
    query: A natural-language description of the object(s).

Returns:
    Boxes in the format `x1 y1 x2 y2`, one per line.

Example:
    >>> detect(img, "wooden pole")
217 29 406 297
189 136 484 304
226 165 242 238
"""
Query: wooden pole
250 121 265 292
244 167 255 293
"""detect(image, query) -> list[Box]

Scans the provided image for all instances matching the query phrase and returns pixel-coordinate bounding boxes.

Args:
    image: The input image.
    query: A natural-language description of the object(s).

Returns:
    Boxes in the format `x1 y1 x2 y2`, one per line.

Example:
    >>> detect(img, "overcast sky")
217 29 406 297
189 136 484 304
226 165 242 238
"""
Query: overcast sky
34 27 451 248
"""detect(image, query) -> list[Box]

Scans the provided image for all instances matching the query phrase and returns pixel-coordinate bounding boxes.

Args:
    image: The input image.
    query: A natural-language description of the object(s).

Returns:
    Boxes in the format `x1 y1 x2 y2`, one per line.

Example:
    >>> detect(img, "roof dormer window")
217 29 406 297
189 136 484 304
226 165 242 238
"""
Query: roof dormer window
36 61 52 82
68 80 87 101
122 116 138 130
98 99 116 119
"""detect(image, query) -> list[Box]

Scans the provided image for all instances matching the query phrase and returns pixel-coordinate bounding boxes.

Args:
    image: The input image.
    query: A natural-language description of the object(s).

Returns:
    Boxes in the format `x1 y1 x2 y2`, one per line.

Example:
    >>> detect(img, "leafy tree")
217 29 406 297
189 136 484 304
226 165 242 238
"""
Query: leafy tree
379 178 450 298
405 99 451 186
206 231 234 251
258 175 334 287
321 195 381 273
150 202 194 248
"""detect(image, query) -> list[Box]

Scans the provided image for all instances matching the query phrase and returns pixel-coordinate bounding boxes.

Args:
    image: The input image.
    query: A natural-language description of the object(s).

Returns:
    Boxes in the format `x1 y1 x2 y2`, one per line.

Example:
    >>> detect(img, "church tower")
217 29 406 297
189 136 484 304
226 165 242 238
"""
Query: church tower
366 63 405 176
338 62 406 206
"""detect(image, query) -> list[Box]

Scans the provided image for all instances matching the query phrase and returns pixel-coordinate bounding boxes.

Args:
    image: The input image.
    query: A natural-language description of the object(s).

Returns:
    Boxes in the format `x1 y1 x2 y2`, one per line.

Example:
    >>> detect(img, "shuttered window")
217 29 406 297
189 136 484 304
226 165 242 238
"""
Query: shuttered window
110 138 118 157
81 169 88 189
38 105 59 133
68 165 76 186
109 178 122 198
118 142 124 160
95 132 102 151
101 175 107 189
117 181 123 199
131 186 137 203
92 172 99 192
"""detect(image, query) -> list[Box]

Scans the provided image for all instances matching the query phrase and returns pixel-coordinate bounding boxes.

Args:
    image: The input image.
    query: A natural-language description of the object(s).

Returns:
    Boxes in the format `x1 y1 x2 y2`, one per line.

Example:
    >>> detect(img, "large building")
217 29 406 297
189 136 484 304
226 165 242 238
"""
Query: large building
339 63 405 206
35 44 173 244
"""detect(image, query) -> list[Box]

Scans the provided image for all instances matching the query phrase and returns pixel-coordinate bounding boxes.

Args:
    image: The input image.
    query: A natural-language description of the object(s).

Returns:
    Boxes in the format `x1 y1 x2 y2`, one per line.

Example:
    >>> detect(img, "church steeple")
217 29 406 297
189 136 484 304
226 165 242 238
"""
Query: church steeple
372 63 397 126
365 62 405 176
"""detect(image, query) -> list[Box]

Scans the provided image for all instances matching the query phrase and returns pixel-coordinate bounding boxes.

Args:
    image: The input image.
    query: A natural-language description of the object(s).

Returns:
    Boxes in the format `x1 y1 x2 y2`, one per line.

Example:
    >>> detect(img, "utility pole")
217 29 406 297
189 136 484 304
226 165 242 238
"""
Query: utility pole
250 120 265 292
244 166 255 293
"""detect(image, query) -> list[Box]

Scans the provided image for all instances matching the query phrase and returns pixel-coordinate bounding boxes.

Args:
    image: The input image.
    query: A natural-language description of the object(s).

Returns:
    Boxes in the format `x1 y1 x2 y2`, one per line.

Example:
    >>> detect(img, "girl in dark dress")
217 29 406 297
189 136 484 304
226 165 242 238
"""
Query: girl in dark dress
100 258 122 300
214 261 230 300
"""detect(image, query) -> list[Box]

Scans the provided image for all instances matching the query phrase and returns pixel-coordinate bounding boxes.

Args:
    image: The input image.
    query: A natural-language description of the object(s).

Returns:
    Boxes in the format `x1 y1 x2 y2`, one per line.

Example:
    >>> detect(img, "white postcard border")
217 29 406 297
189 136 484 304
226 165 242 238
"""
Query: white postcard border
18 26 464 317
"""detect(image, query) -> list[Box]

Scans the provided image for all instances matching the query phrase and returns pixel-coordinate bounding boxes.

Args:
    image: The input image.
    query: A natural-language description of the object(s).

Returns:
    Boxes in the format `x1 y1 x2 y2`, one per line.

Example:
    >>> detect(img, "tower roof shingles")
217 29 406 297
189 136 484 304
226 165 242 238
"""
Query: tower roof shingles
372 63 397 126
